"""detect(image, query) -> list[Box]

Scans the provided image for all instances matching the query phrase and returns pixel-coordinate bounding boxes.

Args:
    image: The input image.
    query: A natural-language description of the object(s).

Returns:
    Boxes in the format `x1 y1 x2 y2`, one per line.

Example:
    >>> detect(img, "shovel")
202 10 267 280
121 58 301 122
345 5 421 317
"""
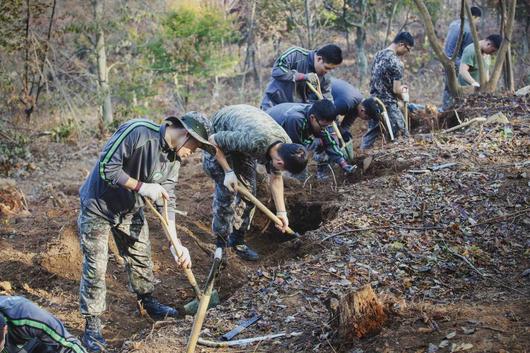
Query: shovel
186 247 223 353
236 182 300 238
145 199 220 315
373 97 395 141
402 87 410 134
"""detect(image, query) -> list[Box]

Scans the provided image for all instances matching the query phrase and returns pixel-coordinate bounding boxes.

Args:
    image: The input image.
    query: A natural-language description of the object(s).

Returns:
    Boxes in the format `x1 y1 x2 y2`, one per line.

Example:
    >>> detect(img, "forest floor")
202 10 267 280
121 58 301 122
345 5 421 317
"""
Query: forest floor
0 93 529 353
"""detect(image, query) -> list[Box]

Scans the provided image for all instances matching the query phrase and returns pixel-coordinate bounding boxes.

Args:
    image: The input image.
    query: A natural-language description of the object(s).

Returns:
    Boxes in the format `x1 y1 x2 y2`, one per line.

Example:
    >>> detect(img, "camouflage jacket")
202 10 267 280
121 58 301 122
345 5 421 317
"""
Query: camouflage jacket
210 104 291 172
369 48 403 103
260 47 332 110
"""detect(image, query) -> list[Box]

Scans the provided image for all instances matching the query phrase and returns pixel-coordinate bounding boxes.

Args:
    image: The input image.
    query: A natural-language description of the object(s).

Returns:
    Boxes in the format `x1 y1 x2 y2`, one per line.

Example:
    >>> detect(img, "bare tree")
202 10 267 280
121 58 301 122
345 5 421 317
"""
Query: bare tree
92 0 113 125
414 0 517 96
413 0 464 97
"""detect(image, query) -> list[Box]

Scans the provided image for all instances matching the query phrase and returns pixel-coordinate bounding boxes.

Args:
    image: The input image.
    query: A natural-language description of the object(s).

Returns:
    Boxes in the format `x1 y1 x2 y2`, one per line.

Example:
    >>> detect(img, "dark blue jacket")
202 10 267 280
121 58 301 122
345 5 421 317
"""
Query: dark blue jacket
331 78 363 130
266 103 345 164
0 296 86 353
260 47 332 110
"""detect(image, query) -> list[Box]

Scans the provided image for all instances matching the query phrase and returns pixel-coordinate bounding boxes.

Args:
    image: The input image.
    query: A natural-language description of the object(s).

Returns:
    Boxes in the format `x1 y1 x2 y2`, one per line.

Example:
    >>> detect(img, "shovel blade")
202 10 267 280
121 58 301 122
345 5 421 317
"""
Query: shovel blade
183 290 220 315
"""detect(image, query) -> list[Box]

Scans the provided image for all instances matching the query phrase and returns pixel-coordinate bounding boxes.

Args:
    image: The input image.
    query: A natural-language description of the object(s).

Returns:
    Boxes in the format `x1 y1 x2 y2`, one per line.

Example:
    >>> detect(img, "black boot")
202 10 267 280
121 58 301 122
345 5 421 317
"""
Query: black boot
228 236 259 261
81 316 107 353
138 294 179 320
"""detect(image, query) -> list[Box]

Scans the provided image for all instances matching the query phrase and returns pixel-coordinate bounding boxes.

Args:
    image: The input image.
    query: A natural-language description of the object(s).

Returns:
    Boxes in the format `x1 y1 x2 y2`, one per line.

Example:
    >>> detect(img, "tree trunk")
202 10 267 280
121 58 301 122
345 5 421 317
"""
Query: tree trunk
384 0 400 47
500 0 515 92
92 0 113 125
413 0 463 97
483 0 517 92
465 0 487 87
304 0 312 48
355 26 368 83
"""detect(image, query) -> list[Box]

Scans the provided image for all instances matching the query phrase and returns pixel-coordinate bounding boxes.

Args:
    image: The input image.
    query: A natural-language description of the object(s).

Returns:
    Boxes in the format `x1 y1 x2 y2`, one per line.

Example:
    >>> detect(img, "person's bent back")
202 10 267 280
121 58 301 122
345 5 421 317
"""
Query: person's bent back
0 296 86 353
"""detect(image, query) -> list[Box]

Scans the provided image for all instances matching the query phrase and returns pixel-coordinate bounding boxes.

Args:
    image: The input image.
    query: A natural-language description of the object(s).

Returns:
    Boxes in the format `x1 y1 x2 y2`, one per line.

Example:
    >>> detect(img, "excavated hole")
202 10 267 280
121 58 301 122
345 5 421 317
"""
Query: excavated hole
246 197 339 262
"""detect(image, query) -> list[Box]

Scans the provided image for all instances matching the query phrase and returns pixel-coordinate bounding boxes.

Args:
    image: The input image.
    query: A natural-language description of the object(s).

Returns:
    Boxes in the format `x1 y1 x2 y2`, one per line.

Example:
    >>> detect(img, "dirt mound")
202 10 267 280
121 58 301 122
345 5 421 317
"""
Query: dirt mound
37 221 83 281
0 178 30 218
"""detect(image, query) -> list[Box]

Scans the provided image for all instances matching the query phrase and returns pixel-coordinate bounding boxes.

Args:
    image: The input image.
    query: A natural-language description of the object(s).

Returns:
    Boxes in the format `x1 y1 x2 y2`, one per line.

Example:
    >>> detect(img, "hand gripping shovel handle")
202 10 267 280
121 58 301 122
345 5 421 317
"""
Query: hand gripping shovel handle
236 183 300 238
144 198 203 300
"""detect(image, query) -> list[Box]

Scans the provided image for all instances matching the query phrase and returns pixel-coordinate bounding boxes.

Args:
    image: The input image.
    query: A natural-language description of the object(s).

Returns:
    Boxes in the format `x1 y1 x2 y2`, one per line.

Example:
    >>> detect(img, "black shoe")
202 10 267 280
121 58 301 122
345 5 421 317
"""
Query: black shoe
138 294 179 320
230 243 259 261
81 316 107 353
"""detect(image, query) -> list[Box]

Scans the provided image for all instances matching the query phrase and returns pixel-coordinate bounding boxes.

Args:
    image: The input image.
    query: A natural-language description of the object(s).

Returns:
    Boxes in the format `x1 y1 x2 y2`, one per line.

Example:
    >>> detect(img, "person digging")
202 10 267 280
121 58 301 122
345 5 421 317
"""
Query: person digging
203 104 309 261
362 32 414 150
260 44 343 111
330 78 381 143
77 113 216 352
0 295 86 353
266 99 356 179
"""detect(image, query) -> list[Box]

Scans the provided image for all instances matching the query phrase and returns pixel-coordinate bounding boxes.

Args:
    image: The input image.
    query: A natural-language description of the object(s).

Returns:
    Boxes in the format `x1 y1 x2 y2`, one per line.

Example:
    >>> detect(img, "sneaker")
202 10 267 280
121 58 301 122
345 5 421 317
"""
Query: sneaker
81 316 107 353
138 294 179 320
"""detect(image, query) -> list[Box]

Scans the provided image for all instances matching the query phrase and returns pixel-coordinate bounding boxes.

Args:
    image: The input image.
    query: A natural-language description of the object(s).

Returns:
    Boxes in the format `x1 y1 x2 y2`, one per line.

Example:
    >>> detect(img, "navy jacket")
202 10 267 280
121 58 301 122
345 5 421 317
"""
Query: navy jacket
261 47 332 110
0 296 86 353
331 78 364 130
266 103 345 164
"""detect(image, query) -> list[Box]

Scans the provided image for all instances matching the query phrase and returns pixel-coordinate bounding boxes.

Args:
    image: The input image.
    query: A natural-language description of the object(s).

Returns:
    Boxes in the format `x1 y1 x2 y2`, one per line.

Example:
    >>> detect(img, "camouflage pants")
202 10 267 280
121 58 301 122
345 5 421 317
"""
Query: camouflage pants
202 152 257 246
361 100 407 149
77 207 155 316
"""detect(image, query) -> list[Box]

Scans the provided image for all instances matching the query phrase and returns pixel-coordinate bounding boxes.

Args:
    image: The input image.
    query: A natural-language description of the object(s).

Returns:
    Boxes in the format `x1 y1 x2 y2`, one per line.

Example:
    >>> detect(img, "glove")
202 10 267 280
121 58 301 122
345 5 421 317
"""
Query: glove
472 82 480 88
305 72 319 86
339 159 357 174
138 182 168 202
275 211 289 233
170 244 191 269
223 170 238 192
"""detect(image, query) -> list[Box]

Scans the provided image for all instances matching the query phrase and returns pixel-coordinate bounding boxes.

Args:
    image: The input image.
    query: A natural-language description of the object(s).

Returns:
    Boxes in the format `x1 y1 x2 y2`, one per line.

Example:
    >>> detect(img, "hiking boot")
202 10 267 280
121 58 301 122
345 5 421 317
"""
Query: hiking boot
229 242 259 261
138 294 179 320
81 316 107 353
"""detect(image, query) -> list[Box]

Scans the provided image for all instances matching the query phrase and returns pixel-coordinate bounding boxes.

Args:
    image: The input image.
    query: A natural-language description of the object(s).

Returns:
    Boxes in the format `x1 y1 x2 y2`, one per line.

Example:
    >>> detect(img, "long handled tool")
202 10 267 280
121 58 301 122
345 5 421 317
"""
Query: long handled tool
402 87 410 134
186 247 223 353
145 199 219 314
373 97 395 141
307 81 355 163
236 182 300 238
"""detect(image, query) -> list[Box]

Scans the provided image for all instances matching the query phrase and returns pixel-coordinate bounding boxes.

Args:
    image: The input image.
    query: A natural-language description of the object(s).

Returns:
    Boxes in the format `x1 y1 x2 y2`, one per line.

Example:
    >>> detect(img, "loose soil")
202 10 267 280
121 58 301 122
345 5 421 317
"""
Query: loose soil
0 93 528 352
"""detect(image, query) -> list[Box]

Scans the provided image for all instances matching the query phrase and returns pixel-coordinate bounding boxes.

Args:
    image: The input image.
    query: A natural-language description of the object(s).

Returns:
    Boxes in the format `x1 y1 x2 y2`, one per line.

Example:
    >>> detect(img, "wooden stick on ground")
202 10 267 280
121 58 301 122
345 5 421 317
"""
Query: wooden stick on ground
442 117 487 133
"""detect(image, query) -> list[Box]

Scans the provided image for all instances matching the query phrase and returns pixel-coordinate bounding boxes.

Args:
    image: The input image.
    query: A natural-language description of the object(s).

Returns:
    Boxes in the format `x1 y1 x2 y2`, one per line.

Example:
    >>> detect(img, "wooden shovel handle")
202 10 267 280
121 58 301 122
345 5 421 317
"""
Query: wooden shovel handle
144 198 203 299
307 81 348 150
236 183 298 237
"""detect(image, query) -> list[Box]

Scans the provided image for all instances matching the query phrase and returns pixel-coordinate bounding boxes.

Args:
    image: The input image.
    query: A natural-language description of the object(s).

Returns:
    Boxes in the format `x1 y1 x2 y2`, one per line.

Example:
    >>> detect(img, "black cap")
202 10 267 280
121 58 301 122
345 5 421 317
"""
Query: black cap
165 112 216 155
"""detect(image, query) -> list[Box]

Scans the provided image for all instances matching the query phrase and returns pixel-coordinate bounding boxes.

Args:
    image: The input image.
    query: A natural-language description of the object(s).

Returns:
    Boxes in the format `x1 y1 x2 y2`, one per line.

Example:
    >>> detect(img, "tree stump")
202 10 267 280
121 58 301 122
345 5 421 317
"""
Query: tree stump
337 285 387 340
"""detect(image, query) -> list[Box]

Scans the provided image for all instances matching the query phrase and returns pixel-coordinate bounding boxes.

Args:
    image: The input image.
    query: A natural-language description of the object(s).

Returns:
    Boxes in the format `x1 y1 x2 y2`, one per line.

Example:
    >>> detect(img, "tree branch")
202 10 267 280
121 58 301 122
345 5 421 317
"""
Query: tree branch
485 0 517 92
450 0 466 62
